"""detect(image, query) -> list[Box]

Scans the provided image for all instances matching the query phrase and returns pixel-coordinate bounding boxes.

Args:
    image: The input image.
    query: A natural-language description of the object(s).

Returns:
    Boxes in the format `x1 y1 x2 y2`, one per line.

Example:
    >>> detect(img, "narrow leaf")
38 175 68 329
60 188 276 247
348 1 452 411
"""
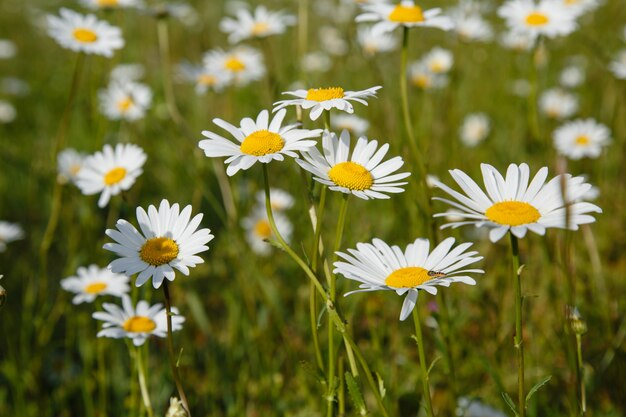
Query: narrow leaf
375 372 386 399
501 392 519 417
345 372 368 415
525 375 552 406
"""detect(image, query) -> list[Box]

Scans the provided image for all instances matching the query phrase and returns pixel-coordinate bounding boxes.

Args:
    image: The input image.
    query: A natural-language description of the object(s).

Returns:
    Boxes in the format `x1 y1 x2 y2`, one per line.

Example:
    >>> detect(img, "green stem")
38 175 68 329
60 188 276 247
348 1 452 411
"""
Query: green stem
510 233 525 417
576 334 586 416
527 45 541 143
323 111 331 131
412 301 435 417
157 18 186 130
163 282 191 416
135 345 155 417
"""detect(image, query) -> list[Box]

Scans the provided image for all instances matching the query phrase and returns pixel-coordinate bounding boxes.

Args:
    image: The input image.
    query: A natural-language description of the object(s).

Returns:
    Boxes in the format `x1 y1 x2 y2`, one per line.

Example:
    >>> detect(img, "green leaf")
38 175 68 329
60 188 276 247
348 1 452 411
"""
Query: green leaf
375 372 386 399
427 355 442 377
501 392 519 417
345 372 368 415
525 375 552 406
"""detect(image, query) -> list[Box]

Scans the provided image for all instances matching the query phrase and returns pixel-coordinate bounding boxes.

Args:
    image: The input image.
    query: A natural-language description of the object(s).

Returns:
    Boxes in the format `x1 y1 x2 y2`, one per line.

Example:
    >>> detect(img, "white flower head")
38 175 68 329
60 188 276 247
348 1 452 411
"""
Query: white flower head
609 49 626 80
220 5 296 44
47 8 124 57
296 130 410 200
57 148 87 185
423 47 454 74
559 65 585 88
332 114 370 137
76 143 146 208
178 62 230 94
499 29 534 51
79 0 143 10
92 295 184 346
498 0 577 42
459 113 490 147
61 264 130 304
408 61 448 90
99 81 152 121
557 0 600 17
0 39 17 59
0 221 24 252
0 100 16 123
300 52 333 73
110 63 145 83
203 46 265 87
448 8 493 42
432 163 602 242
242 209 293 256
553 118 611 160
334 237 483 320
357 26 398 56
199 109 322 176
255 188 295 212
539 88 578 120
356 0 454 35
319 26 349 56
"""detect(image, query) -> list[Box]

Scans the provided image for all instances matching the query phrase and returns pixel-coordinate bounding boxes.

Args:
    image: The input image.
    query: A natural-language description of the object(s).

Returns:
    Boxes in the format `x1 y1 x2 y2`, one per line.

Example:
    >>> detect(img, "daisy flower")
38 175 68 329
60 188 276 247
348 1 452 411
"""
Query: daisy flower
178 62 230 94
0 221 24 252
198 109 322 176
334 237 483 320
300 52 333 73
296 130 410 200
98 81 152 121
356 1 454 35
103 199 214 288
408 61 448 90
79 0 143 10
431 163 602 243
499 29 534 51
357 26 398 56
609 49 626 80
110 63 145 83
539 88 578 119
332 114 370 137
0 100 16 124
76 143 146 208
57 148 86 185
273 86 381 121
255 188 295 212
559 65 584 88
242 209 293 256
497 0 577 42
422 47 454 74
61 264 130 305
203 46 265 87
553 118 611 160
459 113 490 147
557 0 600 17
449 9 493 42
47 8 124 57
319 26 349 56
220 5 296 44
0 39 16 59
92 295 184 346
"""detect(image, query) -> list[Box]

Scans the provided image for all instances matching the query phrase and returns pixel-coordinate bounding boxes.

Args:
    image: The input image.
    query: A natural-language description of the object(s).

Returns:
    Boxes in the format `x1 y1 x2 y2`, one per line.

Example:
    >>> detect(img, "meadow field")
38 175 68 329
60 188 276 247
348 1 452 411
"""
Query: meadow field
1 0 625 416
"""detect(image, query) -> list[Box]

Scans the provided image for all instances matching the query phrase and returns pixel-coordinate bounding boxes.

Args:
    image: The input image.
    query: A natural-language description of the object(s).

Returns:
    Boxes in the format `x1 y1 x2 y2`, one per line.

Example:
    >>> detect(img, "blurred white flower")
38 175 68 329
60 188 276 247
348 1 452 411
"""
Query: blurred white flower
301 52 332 73
459 113 490 147
99 81 152 121
242 209 293 256
423 47 454 74
332 114 370 136
498 0 577 42
559 65 585 88
356 0 454 35
609 49 626 80
110 63 145 83
0 39 17 59
500 29 533 51
79 0 143 10
448 7 493 42
0 221 24 252
178 62 230 94
0 77 30 96
408 61 448 90
0 100 16 123
255 188 295 212
553 118 611 160
556 0 600 17
319 26 349 56
57 148 87 185
357 26 398 56
220 5 296 44
539 88 578 119
61 264 130 305
204 46 265 87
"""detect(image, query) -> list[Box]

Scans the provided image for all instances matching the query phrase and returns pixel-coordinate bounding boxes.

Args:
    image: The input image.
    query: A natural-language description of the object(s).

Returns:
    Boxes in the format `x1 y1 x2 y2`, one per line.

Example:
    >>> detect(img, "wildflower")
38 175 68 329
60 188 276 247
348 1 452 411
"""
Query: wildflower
553 118 611 160
0 39 16 59
98 81 152 121
296 130 410 200
242 209 293 256
356 0 454 35
459 113 490 147
47 8 124 57
300 52 332 73
0 221 24 252
165 397 187 417
79 0 143 10
92 295 184 346
559 65 585 88
539 88 578 119
332 114 370 137
448 7 493 42
220 5 296 44
499 29 534 51
76 143 146 208
57 148 86 185
110 63 145 83
255 188 294 212
199 109 322 176
203 46 265 87
431 163 602 242
103 199 214 288
566 306 588 335
423 47 454 74
334 237 483 320
609 49 626 80
319 26 349 56
61 265 130 304
408 61 448 90
178 62 229 94
0 100 16 123
557 0 600 17
498 0 577 42
357 26 398 56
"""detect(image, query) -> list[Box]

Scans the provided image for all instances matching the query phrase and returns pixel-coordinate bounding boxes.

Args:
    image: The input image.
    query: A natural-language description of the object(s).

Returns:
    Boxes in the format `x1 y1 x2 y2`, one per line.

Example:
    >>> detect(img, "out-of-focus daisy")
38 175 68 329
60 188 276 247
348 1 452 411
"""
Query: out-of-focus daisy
110 63 145 83
255 188 295 212
319 26 349 56
57 148 86 185
61 264 130 305
423 47 454 74
0 39 16 59
334 237 483 320
98 81 152 121
76 143 146 208
300 52 332 73
0 221 24 252
47 8 124 57
553 118 611 160
356 1 454 35
199 109 322 176
204 46 265 87
0 100 16 123
332 114 370 136
93 295 184 346
557 0 600 17
560 65 584 88
104 199 214 288
408 62 448 90
220 5 296 44
357 26 398 57
273 86 381 121
296 130 410 200
431 163 602 242
79 0 143 10
539 88 578 120
609 50 626 80
178 62 229 94
1 77 30 96
242 210 293 256
499 29 533 51
497 0 577 42
165 398 187 417
449 9 493 42
459 113 490 147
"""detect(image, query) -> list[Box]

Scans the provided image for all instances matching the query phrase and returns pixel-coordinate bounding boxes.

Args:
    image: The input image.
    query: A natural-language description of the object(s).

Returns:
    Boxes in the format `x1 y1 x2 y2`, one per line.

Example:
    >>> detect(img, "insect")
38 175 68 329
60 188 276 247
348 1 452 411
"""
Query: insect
427 270 446 278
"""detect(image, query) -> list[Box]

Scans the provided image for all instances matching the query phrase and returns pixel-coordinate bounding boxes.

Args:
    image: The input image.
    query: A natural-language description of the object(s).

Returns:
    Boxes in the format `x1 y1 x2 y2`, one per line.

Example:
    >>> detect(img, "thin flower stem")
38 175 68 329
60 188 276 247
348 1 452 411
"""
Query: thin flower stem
323 111 331 131
163 281 191 417
156 18 186 130
576 334 586 416
527 44 541 143
510 233 525 417
135 345 155 417
412 301 435 417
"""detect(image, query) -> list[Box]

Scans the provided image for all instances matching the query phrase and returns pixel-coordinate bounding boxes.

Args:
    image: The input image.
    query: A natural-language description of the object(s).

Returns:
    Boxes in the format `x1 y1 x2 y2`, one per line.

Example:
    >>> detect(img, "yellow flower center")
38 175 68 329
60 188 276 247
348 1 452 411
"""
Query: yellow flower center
104 167 127 186
240 130 285 156
525 12 549 26
85 282 107 294
564 0 580 4
97 0 119 7
117 96 133 112
485 201 541 226
306 87 345 101
388 4 425 23
123 316 157 333
139 237 179 266
225 57 245 72
412 74 430 89
198 74 216 86
69 164 81 176
328 162 373 191
254 220 272 239
575 135 590 146
251 22 270 36
429 61 445 73
385 267 431 288
73 28 98 43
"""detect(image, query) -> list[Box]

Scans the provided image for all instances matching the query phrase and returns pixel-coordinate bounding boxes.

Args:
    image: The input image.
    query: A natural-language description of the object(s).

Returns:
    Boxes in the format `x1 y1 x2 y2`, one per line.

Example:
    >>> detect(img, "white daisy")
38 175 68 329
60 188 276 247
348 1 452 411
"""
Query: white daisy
334 237 483 321
79 0 143 10
422 47 454 74
553 118 611 160
0 39 16 59
296 130 410 200
448 9 493 42
273 86 381 121
300 52 333 73
61 264 130 305
57 148 87 185
242 209 293 256
539 88 578 120
557 0 600 17
0 221 24 252
431 163 603 243
408 61 448 90
92 295 184 346
76 143 146 208
110 63 145 83
178 62 230 94
47 8 124 57
356 0 454 35
499 29 534 51
497 0 577 42
98 81 152 121
220 5 296 44
459 113 490 147
255 188 295 212
609 49 626 80
103 199 214 288
357 26 398 56
559 65 585 88
319 26 349 56
332 114 370 137
0 100 16 124
199 109 322 176
203 46 265 87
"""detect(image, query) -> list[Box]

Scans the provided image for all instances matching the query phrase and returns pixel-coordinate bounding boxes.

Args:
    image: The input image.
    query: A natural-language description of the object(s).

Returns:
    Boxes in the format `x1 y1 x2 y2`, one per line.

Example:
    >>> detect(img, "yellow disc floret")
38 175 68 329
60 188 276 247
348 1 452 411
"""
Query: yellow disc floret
97 0 119 7
485 201 541 226
575 135 590 146
117 97 133 113
225 57 245 72
104 167 127 186
85 282 107 294
525 12 549 26
123 316 157 333
139 237 179 266
328 162 373 191
251 22 270 36
306 87 345 101
73 28 98 43
385 267 431 288
240 130 285 156
254 220 272 239
388 4 425 23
